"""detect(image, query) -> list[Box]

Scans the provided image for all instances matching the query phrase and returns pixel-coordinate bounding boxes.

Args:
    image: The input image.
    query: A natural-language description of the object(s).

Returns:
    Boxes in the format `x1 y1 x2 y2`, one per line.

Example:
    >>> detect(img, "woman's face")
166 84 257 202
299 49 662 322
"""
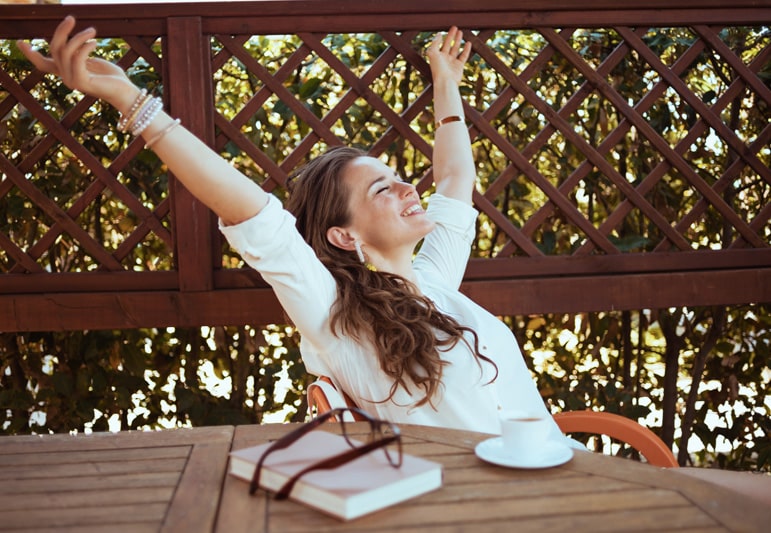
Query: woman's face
340 156 435 257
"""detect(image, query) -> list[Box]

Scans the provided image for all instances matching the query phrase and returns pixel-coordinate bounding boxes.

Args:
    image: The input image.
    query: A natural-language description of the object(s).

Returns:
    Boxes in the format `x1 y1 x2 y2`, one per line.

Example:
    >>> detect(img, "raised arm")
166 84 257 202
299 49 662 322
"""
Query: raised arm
425 27 475 205
17 16 267 226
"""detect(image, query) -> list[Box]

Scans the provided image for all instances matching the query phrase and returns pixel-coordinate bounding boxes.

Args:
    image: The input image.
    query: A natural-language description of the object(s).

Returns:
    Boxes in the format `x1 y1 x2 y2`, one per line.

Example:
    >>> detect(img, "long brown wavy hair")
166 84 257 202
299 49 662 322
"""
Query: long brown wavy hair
286 146 497 408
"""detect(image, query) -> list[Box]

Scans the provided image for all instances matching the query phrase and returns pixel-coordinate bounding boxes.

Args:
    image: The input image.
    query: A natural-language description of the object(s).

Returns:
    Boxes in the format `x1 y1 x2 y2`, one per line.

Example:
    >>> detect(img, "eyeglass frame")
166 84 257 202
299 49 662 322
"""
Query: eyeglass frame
249 407 403 499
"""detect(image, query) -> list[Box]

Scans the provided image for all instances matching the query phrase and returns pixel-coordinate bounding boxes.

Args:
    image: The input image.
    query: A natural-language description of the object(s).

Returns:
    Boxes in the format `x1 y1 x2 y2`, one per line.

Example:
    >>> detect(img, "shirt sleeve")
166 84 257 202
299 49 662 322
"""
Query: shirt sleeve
218 195 339 355
413 194 478 290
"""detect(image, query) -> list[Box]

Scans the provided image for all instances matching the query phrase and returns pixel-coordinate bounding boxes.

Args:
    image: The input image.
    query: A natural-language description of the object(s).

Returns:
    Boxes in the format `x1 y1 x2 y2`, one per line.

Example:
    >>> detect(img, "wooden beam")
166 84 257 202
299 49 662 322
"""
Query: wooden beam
463 249 771 280
0 271 179 295
0 289 284 332
1 268 767 332
1 2 769 38
460 267 771 316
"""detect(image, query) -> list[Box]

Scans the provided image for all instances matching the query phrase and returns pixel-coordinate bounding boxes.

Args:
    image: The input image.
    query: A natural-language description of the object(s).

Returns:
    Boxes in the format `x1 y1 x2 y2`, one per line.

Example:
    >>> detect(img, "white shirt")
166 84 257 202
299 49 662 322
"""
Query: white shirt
220 193 562 437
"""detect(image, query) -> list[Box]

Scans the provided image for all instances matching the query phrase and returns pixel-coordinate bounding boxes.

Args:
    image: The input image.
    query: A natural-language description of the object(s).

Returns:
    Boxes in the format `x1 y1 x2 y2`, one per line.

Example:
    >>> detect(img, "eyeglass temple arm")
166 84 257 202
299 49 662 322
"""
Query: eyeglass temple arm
274 435 400 500
248 411 337 494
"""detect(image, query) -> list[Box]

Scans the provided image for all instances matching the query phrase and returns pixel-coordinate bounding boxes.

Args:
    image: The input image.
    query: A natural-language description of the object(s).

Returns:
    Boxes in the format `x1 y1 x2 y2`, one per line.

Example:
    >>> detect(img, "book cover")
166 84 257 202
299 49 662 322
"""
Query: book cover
229 430 443 520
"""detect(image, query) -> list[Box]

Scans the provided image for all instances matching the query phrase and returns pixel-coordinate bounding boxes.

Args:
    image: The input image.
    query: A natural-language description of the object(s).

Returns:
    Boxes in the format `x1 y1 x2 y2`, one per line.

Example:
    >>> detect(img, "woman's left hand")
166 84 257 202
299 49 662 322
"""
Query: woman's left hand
425 26 472 85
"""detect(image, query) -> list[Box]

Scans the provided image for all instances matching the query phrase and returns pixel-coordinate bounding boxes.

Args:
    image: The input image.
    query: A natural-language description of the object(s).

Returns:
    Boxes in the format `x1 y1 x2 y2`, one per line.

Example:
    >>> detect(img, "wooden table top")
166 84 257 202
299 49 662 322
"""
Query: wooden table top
0 423 767 532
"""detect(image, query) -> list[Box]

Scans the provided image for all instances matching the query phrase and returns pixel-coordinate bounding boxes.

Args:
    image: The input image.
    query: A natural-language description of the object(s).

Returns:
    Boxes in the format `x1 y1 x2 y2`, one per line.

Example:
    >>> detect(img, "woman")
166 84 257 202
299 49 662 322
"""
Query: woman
19 17 562 437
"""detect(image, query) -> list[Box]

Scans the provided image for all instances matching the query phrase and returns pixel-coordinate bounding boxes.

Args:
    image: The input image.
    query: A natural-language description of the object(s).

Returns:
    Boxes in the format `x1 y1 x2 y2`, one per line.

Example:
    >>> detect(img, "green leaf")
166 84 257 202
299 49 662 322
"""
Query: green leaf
298 77 322 99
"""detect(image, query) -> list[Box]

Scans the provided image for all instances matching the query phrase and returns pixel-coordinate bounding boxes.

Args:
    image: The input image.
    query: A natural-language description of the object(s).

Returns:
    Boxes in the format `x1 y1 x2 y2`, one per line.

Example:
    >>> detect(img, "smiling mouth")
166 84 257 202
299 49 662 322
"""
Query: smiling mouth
401 204 423 217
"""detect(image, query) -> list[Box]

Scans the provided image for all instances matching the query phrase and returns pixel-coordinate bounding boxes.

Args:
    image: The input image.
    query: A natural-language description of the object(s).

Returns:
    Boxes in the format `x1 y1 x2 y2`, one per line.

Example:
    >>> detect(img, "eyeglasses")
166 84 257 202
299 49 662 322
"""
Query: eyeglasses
249 407 402 499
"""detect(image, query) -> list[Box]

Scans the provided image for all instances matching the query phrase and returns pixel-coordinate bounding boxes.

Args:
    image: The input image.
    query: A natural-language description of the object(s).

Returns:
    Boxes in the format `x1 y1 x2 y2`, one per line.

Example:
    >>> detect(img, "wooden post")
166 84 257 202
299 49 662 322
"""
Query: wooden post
165 16 217 292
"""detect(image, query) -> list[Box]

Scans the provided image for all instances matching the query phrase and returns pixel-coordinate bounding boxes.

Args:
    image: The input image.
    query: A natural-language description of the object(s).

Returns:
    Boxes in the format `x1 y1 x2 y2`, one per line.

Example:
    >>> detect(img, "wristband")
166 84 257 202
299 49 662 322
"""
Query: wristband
435 115 463 129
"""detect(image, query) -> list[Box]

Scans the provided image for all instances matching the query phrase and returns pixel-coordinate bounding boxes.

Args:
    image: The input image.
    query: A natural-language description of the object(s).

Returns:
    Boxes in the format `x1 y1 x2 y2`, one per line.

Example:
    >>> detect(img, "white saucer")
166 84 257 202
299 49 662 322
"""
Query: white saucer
475 437 573 469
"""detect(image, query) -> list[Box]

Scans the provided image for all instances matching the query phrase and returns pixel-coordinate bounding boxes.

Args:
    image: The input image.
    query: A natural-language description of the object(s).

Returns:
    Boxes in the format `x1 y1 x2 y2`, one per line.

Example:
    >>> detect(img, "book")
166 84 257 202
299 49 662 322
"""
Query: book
228 430 443 520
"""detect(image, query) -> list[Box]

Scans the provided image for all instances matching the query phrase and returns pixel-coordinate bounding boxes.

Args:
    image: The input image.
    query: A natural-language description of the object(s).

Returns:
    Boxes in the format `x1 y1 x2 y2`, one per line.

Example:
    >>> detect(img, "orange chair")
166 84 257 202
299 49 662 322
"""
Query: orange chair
555 411 771 507
307 376 367 421
307 376 678 468
553 410 678 468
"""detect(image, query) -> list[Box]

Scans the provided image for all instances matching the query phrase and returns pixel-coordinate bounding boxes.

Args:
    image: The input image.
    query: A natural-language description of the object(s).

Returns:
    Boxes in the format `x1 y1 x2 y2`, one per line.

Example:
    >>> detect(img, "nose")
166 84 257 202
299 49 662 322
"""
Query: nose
396 180 416 198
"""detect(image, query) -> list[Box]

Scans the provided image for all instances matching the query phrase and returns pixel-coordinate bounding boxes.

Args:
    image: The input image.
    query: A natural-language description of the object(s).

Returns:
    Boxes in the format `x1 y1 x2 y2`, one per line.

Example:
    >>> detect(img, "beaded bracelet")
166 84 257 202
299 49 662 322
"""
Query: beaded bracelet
130 97 163 137
144 118 181 149
435 115 463 129
117 88 149 133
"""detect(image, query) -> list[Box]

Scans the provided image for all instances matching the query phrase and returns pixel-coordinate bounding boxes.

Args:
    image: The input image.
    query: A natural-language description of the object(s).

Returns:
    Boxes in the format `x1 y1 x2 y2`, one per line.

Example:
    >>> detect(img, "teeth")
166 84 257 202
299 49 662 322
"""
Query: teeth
402 204 422 216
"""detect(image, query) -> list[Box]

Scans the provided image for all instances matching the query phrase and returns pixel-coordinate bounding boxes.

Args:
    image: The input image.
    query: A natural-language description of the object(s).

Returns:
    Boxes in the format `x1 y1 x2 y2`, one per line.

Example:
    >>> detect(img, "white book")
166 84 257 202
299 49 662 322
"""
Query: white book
229 430 443 521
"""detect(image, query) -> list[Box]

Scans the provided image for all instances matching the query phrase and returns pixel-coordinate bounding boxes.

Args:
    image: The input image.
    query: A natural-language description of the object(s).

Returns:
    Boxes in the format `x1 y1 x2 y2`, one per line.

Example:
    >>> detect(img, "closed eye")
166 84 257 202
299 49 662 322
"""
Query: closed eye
370 172 403 195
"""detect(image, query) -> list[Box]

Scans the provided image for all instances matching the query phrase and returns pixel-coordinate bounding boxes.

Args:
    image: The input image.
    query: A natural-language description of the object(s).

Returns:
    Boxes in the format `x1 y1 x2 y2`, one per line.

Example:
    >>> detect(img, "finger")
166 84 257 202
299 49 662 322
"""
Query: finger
86 56 122 76
70 39 98 85
60 27 97 66
450 30 463 57
58 26 97 85
16 40 58 74
49 17 77 82
426 33 441 57
441 26 459 54
49 15 77 66
459 41 472 63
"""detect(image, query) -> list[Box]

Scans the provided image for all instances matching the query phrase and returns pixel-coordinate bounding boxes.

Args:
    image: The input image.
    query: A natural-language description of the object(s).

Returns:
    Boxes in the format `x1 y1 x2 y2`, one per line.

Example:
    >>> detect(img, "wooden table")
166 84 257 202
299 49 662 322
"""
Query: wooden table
1 423 767 532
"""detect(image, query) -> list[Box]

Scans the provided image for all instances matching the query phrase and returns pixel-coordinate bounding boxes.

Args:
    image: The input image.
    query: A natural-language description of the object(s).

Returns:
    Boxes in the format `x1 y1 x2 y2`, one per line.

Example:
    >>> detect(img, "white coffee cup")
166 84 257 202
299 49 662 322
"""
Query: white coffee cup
499 411 551 459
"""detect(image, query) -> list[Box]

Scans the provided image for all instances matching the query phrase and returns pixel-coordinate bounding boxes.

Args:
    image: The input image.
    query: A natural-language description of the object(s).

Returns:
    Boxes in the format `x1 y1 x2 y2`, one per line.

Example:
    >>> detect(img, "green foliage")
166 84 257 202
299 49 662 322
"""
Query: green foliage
0 326 308 433
518 307 770 470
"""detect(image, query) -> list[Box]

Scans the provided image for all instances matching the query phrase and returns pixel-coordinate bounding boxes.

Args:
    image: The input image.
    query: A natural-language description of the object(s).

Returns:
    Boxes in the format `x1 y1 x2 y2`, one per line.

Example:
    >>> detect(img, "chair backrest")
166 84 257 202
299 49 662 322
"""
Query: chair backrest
307 376 367 422
553 410 678 468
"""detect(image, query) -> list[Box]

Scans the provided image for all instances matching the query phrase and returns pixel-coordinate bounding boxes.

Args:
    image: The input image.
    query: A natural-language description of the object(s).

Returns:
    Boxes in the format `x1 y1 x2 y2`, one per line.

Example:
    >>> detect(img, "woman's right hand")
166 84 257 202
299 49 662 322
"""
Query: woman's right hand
425 26 471 87
17 16 140 113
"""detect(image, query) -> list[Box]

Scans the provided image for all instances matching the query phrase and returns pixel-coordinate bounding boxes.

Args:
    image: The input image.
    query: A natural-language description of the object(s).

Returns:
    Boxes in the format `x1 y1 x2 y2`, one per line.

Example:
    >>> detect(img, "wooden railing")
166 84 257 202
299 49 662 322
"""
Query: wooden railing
1 0 769 332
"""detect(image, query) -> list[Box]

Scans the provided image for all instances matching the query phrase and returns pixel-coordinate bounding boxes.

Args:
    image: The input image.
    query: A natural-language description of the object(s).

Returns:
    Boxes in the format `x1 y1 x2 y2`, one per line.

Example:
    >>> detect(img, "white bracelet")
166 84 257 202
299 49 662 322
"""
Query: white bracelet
131 97 163 137
144 118 181 149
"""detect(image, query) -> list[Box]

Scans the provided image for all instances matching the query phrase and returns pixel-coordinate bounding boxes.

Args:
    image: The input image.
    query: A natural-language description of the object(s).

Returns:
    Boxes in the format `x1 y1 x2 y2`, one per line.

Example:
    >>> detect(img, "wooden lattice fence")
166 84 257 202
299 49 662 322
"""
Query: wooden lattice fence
0 0 769 332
